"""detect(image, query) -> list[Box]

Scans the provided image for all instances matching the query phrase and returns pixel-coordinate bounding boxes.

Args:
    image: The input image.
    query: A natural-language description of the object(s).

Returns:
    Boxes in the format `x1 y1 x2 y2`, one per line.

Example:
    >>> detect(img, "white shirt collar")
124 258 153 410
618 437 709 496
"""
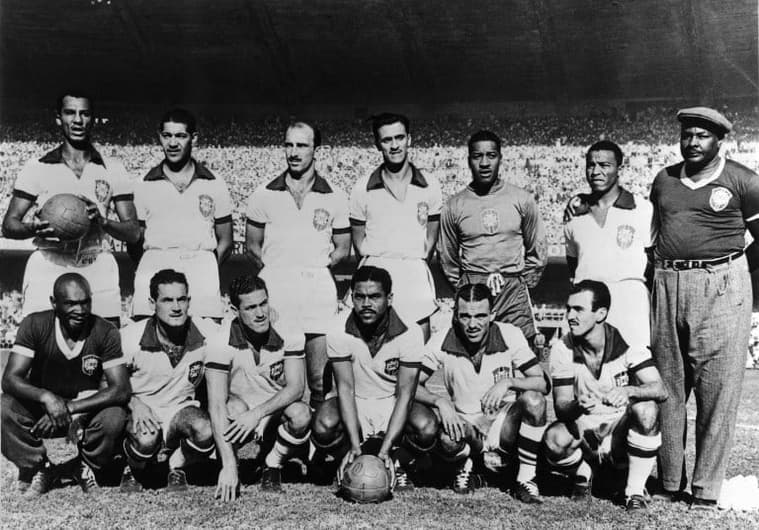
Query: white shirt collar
55 317 85 360
679 156 725 190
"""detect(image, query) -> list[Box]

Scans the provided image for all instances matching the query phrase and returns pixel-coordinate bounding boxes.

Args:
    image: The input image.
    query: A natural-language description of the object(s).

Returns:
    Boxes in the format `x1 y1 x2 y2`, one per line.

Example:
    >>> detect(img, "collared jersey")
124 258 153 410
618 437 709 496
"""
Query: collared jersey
205 318 305 404
650 158 759 260
564 189 653 282
13 145 133 255
438 179 546 285
134 160 232 251
12 310 124 400
550 324 654 416
327 308 424 400
121 317 218 411
349 164 442 259
246 172 350 268
423 321 539 415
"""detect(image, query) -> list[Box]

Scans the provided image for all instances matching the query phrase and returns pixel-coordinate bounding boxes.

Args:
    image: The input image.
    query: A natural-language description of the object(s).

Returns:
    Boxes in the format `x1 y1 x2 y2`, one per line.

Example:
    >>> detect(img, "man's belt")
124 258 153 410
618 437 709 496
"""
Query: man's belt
658 250 744 271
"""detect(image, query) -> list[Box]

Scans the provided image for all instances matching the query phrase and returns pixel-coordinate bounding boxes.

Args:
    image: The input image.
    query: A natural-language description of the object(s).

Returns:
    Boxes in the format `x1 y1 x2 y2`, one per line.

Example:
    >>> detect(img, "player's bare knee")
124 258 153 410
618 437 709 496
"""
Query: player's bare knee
544 422 576 458
437 431 466 456
311 400 341 443
517 390 546 423
284 401 312 435
629 400 659 434
226 396 249 418
407 403 439 442
128 428 162 456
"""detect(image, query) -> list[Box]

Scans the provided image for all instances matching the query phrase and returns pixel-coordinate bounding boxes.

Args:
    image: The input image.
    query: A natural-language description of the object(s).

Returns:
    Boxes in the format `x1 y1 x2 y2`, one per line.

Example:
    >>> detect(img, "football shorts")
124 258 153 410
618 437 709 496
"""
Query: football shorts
259 266 337 334
359 256 437 323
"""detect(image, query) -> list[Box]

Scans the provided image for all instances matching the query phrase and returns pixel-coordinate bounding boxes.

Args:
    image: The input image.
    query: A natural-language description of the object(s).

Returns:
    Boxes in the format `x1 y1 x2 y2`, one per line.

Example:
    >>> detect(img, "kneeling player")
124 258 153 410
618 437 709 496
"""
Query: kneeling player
545 280 666 511
311 266 438 490
417 283 549 501
119 269 219 492
205 275 311 501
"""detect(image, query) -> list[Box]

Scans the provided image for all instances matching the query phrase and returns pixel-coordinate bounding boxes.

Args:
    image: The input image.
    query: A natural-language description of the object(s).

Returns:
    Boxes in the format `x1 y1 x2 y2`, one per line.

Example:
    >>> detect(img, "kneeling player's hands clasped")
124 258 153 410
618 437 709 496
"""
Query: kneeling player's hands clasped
31 391 70 437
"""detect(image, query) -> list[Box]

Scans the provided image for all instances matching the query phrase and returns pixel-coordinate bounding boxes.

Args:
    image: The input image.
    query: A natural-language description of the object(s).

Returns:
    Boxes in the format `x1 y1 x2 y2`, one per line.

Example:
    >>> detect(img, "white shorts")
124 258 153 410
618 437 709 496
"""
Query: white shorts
461 401 516 452
356 395 395 439
575 410 626 462
360 256 437 323
22 250 121 319
133 249 222 319
259 266 337 334
605 280 650 347
153 400 201 443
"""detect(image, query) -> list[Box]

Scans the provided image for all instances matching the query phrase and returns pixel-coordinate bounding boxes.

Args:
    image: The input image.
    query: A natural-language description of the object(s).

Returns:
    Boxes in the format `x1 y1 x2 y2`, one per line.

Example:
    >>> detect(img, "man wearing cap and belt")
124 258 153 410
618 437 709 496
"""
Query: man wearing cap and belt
649 107 759 509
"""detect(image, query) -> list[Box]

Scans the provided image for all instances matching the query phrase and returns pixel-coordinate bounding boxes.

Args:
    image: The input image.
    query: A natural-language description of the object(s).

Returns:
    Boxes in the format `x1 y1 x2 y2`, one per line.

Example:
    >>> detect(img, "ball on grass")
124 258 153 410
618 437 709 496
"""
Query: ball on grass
340 455 392 503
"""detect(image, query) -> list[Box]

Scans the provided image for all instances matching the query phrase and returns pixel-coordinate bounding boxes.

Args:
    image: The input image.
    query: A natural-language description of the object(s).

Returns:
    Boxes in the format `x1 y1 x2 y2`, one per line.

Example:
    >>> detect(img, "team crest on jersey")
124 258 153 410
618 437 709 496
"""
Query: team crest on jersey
481 209 500 234
198 194 215 218
613 371 629 387
616 224 635 249
709 187 732 212
269 361 284 382
81 355 100 376
384 358 400 376
187 361 203 386
94 179 111 203
416 202 429 226
492 365 512 383
312 208 330 231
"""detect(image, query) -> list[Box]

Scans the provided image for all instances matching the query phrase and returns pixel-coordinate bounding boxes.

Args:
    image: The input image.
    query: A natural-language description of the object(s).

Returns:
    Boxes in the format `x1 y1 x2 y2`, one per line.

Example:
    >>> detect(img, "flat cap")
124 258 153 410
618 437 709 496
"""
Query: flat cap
677 106 732 136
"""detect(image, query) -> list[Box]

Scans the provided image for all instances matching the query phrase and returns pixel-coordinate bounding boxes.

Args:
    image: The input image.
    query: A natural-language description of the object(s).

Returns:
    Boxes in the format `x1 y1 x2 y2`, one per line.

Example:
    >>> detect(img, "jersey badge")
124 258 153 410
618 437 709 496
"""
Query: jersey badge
313 208 330 231
198 194 215 218
613 371 629 387
384 358 400 376
481 209 500 234
81 355 100 376
492 365 512 383
269 361 284 381
709 187 732 212
616 224 635 249
416 202 429 226
94 179 111 203
187 361 203 386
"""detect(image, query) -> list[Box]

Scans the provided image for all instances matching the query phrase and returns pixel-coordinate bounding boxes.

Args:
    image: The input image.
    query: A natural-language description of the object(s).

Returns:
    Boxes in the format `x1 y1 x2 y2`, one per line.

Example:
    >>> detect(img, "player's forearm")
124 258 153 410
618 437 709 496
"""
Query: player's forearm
208 402 237 469
255 386 301 419
1 217 36 239
68 383 129 414
2 375 54 405
626 381 668 403
102 218 141 244
554 398 583 423
414 383 441 408
380 388 414 455
337 393 362 449
509 375 549 395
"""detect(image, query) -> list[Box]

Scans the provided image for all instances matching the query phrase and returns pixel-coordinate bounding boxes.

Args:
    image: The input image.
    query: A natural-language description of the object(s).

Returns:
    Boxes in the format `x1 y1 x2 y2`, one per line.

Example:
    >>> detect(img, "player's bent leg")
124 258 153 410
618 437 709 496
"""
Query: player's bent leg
392 402 438 491
544 421 592 501
305 334 329 408
623 401 662 511
507 391 547 503
164 406 214 492
311 397 345 453
261 402 312 491
75 405 127 493
434 420 482 494
121 417 163 493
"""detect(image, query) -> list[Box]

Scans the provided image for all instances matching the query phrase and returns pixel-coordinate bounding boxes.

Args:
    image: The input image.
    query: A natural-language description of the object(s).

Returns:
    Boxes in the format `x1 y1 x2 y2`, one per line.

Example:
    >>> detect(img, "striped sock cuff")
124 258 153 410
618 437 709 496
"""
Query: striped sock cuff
311 431 345 452
517 423 546 465
547 448 583 472
182 437 215 456
627 430 661 459
277 424 310 447
123 438 160 462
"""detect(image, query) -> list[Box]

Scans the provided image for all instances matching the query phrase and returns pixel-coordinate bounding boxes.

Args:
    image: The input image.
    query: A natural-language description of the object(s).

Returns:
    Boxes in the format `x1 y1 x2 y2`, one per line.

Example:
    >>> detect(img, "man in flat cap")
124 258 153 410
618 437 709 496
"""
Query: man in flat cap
649 107 759 509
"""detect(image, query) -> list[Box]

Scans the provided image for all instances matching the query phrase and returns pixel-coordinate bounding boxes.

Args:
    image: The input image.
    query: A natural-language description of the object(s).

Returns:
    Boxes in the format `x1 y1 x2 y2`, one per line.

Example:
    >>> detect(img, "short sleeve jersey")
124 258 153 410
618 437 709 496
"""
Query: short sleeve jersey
349 165 442 259
550 324 654 416
650 158 759 260
121 317 218 411
205 318 306 404
134 160 233 251
13 145 133 255
564 189 653 282
12 310 124 400
423 322 540 415
246 172 350 268
327 309 424 400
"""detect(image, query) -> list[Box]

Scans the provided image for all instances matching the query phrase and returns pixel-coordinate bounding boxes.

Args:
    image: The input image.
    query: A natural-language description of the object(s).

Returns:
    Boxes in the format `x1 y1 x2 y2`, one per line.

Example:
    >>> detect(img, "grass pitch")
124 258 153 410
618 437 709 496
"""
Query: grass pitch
2 373 759 530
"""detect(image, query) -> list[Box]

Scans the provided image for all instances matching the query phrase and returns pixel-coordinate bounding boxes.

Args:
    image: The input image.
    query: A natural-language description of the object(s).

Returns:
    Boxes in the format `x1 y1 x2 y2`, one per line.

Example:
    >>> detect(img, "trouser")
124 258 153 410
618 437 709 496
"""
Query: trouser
651 256 751 500
459 272 536 342
1 393 127 471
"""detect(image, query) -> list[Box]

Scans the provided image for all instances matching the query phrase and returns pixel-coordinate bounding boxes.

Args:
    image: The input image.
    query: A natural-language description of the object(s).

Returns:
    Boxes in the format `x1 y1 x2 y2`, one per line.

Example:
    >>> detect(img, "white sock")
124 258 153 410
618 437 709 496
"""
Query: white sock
625 431 661 497
516 422 547 483
264 425 310 469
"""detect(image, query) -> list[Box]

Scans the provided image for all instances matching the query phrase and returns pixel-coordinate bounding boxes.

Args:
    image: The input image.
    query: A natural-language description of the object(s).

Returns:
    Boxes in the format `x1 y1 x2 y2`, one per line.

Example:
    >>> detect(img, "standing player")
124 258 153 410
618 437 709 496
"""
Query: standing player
2 90 140 327
545 281 666 511
1 273 130 496
416 284 549 501
206 275 311 501
245 121 351 406
132 108 233 321
563 141 653 346
649 107 759 509
119 269 218 493
349 113 442 341
438 130 546 348
311 266 438 490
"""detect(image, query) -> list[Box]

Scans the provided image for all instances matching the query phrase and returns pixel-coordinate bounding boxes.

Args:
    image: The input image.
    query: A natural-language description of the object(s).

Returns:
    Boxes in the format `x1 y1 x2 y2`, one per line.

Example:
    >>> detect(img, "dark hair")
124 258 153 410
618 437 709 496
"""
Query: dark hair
467 130 502 153
53 273 91 298
56 90 94 115
350 266 392 296
287 121 322 148
159 108 197 135
370 113 410 146
455 283 493 309
570 280 611 311
149 269 189 300
587 140 624 166
229 275 268 308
